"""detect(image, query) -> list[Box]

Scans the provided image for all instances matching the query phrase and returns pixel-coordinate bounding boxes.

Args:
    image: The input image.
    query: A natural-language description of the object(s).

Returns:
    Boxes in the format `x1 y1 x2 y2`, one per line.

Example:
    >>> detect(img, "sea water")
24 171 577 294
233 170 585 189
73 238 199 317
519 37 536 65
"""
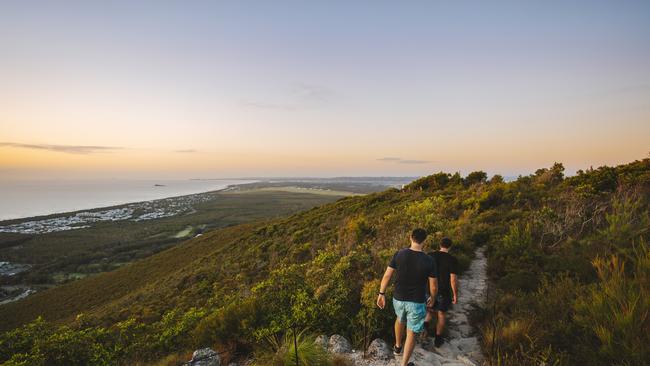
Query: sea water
0 179 252 221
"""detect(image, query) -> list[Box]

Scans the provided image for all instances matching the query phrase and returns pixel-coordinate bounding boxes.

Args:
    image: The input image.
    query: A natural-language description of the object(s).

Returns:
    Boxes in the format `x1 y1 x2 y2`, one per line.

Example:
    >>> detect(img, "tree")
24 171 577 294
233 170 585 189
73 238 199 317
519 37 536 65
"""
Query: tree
464 171 488 186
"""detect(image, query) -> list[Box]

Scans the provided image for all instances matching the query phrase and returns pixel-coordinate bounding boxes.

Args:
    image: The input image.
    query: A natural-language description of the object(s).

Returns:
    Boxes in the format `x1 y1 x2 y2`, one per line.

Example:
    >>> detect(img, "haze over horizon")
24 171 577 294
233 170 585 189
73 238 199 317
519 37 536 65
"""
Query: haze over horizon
2 1 649 180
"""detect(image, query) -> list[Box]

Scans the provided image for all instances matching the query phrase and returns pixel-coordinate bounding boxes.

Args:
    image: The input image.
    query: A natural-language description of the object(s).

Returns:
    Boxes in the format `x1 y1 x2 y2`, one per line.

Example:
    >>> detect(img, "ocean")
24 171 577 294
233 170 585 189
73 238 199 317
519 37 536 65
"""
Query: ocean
0 179 252 221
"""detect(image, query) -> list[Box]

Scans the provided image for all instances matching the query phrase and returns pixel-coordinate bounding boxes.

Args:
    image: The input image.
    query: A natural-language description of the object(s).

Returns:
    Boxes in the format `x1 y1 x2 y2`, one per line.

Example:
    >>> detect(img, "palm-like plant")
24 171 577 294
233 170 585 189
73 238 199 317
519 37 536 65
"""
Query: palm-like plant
258 329 331 366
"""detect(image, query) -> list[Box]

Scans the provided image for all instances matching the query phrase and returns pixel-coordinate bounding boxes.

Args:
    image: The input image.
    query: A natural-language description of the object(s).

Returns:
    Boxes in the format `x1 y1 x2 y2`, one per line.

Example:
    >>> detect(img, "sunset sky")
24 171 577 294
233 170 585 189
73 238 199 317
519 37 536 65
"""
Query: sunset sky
1 1 649 179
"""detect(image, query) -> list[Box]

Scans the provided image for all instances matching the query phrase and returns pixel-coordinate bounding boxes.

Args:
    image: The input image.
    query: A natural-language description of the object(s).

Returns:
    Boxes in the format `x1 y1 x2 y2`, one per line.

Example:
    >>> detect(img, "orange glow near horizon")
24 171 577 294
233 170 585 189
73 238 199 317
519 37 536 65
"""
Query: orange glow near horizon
1 2 649 179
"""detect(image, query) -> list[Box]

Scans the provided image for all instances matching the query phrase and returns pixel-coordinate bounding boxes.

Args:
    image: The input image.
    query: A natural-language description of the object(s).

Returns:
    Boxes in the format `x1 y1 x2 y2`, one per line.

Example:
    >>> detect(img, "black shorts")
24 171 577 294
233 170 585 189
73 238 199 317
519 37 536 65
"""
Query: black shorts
429 294 452 313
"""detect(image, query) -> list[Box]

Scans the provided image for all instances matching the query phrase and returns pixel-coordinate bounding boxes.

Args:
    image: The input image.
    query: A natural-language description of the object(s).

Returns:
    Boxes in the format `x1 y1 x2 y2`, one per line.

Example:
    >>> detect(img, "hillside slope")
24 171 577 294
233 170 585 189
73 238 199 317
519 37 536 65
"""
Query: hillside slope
0 186 431 331
0 188 350 296
1 159 648 366
0 223 257 330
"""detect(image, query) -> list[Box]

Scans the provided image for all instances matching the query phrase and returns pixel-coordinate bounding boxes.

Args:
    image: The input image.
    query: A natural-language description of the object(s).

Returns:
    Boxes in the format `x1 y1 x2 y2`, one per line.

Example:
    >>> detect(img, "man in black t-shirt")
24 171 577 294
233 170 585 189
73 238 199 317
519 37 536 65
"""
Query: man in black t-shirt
377 228 437 366
425 237 459 347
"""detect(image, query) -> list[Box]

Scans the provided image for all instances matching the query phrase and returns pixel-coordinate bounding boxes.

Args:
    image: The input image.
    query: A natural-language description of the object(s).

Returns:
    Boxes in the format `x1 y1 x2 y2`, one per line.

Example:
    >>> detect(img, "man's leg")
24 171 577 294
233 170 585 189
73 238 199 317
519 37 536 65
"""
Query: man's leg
395 318 406 347
424 310 433 327
423 296 433 334
423 308 435 336
436 310 446 336
402 301 426 365
401 329 417 366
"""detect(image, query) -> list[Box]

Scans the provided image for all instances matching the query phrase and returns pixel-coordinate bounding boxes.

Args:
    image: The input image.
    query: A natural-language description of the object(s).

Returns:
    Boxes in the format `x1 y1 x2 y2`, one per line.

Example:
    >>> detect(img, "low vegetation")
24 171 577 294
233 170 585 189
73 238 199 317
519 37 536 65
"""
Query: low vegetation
0 189 349 292
254 330 331 366
0 159 648 365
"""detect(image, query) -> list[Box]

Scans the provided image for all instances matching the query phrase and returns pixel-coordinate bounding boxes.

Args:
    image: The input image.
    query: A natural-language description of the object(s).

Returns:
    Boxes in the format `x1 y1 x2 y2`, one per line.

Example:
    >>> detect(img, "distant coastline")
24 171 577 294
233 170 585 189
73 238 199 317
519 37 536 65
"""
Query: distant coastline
0 189 222 234
0 179 372 305
0 179 254 223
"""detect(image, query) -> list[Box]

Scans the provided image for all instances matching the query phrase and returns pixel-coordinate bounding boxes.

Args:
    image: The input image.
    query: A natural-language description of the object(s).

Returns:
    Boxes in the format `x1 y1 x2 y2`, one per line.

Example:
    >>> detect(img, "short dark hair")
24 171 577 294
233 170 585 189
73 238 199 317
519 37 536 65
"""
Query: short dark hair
410 228 427 244
440 237 453 248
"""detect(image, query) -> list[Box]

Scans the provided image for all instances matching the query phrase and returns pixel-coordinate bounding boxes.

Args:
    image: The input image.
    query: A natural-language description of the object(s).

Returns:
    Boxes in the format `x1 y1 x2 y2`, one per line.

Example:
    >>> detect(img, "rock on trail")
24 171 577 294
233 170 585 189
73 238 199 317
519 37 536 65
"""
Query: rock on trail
185 347 221 366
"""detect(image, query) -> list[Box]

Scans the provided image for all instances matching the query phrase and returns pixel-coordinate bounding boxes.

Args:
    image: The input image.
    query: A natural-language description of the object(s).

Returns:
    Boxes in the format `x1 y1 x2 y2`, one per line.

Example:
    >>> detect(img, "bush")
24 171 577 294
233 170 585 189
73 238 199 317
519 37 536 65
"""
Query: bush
464 171 488 186
256 330 330 366
192 298 262 349
0 319 114 366
154 308 206 354
402 196 449 235
405 172 452 191
352 279 394 351
341 215 373 247
574 250 650 365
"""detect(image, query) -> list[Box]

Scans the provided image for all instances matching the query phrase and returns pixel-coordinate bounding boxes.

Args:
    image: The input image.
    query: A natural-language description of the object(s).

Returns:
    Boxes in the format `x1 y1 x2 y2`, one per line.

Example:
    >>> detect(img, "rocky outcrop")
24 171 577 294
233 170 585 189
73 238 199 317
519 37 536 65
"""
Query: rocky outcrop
186 348 220 366
328 334 352 353
315 334 329 349
366 339 391 360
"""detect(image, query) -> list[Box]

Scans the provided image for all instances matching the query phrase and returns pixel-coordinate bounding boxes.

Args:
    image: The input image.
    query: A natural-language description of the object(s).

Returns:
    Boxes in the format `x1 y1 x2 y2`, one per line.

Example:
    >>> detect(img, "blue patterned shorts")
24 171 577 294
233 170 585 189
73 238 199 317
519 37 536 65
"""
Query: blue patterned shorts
393 298 426 333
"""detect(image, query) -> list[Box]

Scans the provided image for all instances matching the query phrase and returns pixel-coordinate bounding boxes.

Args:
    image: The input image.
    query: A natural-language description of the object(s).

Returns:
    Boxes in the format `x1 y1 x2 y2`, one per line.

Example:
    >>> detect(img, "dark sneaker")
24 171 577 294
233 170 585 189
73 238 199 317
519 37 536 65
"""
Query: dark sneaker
407 362 415 366
434 335 445 348
393 345 402 355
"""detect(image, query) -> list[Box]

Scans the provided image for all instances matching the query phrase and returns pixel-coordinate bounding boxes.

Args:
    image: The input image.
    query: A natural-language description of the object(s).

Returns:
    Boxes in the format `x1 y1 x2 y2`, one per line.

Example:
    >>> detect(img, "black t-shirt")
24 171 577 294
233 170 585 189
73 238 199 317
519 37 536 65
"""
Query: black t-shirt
388 248 436 303
429 251 458 297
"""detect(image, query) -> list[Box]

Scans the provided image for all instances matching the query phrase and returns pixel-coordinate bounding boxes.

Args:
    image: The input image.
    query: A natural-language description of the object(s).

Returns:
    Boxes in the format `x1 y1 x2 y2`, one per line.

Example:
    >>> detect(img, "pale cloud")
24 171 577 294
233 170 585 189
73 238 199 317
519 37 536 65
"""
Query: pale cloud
377 157 402 162
290 83 336 103
377 157 431 164
0 142 123 155
609 83 650 95
244 82 337 110
399 159 431 164
242 101 296 111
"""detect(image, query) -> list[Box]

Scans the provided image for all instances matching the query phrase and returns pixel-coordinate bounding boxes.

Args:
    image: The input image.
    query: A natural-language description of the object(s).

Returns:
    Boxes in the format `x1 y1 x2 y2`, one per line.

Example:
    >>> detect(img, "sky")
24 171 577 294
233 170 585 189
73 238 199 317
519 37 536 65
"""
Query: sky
1 0 649 179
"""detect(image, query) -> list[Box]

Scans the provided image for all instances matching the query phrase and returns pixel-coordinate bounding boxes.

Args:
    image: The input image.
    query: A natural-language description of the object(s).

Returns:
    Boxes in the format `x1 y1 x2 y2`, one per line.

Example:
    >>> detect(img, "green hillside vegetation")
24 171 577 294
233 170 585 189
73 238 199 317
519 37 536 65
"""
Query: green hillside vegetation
1 159 649 365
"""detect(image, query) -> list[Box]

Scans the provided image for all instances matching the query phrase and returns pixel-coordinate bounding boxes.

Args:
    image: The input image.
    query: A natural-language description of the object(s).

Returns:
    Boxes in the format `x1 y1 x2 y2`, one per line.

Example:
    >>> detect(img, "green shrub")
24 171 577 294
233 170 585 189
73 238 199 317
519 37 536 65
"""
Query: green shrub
192 298 262 348
598 189 649 257
352 279 393 351
256 330 330 366
154 308 206 354
113 317 148 360
574 250 650 365
37 326 113 366
341 215 374 247
464 171 488 186
0 320 114 366
405 172 452 191
402 196 449 235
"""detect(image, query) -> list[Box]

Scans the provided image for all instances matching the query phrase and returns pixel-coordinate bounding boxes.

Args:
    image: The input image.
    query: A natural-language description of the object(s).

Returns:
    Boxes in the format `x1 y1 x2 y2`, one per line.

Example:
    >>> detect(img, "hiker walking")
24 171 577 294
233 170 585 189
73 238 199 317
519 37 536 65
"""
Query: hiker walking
425 237 459 347
377 228 437 366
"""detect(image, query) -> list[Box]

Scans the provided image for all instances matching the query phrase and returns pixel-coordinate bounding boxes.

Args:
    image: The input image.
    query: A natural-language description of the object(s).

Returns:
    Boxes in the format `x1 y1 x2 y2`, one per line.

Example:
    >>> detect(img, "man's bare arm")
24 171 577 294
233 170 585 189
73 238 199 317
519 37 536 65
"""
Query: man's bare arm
450 273 458 304
377 267 394 309
428 277 438 299
379 267 394 293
